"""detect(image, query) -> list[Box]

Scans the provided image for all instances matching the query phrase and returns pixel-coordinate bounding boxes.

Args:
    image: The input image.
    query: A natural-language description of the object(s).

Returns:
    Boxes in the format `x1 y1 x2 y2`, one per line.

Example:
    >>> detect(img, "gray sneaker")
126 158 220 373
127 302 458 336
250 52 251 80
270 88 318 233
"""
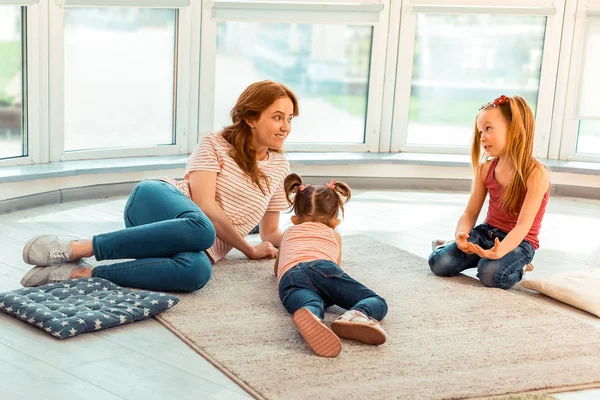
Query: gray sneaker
20 263 81 287
22 235 76 266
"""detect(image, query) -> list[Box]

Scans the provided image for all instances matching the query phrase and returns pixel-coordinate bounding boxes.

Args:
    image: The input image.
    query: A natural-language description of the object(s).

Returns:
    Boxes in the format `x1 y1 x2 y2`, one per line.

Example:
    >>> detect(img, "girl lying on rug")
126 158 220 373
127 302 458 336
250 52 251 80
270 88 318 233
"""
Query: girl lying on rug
429 95 550 290
274 173 388 358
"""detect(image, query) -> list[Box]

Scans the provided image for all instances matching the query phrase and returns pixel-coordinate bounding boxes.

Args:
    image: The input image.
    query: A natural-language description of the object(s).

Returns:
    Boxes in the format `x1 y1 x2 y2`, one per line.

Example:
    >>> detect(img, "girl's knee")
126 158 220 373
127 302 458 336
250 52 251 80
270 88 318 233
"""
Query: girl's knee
428 250 458 277
476 260 518 290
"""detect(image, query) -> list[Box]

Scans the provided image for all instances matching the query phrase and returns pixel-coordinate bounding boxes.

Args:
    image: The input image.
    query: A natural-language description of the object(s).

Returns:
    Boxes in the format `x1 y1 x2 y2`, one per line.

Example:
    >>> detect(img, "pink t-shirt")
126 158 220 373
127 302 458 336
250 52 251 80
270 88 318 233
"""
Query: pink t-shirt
162 132 290 262
277 222 341 282
484 158 549 249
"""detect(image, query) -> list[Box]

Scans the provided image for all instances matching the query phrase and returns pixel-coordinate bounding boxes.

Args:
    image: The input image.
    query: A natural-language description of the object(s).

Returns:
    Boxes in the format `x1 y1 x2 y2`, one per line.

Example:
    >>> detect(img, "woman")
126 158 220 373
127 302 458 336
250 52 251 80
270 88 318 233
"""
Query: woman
20 80 299 292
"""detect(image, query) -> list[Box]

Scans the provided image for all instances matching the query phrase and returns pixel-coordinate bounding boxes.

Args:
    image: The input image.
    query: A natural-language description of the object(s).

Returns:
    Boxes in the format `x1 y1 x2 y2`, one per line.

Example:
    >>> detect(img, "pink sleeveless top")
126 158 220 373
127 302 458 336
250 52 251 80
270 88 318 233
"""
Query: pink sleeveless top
484 158 549 249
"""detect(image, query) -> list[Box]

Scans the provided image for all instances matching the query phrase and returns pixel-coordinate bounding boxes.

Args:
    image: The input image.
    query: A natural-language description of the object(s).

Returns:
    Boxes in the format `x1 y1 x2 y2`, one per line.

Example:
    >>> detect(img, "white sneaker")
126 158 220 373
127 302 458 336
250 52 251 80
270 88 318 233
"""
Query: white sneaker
331 310 387 345
431 239 454 251
523 263 534 273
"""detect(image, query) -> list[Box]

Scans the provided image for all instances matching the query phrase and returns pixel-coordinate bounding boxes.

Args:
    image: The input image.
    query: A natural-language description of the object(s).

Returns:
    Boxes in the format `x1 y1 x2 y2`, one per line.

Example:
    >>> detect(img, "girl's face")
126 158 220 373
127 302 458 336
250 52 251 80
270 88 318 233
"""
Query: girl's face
250 97 295 151
476 107 508 158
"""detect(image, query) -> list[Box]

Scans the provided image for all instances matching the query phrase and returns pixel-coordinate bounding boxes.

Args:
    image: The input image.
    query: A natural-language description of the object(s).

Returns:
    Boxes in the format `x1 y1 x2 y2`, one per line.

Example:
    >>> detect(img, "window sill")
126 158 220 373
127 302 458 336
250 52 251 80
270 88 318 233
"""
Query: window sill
1 152 599 184
0 153 600 184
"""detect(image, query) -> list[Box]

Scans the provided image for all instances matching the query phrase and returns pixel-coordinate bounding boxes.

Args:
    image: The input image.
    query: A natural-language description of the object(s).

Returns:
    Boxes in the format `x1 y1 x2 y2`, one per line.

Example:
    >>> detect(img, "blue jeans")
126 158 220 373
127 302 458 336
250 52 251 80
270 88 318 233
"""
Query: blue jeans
279 260 388 321
428 223 535 289
91 180 216 292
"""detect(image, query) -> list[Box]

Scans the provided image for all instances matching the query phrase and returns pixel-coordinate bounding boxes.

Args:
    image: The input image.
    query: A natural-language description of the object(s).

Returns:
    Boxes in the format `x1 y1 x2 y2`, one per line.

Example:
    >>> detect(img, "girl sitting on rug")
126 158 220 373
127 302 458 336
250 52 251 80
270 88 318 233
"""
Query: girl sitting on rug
429 95 550 289
274 173 388 358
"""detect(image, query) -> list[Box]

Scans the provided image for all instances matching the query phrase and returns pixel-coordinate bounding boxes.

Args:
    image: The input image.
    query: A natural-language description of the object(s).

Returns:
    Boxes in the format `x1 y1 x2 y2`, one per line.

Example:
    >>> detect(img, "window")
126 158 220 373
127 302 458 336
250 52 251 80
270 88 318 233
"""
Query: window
577 121 600 155
213 21 373 144
575 17 600 156
406 14 546 147
0 6 25 160
63 8 177 152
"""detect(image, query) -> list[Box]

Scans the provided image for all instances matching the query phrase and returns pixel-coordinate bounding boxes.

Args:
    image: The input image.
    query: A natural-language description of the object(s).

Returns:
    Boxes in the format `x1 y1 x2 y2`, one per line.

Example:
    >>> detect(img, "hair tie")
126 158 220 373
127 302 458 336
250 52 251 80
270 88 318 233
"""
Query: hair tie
297 184 311 193
326 179 336 190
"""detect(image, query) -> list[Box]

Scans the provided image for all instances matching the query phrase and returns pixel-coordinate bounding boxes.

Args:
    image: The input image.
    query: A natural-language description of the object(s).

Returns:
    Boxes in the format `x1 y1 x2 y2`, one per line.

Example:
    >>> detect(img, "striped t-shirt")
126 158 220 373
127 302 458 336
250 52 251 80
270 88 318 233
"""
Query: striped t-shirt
162 132 290 262
277 222 341 282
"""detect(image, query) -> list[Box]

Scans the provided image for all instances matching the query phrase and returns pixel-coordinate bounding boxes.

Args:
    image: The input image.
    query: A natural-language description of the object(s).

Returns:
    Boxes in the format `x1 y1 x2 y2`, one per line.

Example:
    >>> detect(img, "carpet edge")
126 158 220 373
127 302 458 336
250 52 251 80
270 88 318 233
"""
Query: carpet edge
154 314 267 400
468 381 600 400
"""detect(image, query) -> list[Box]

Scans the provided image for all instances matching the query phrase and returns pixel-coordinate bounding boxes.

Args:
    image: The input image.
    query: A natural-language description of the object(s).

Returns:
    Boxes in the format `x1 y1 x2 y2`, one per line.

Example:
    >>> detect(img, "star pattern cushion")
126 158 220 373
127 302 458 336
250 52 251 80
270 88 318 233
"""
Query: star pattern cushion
0 277 179 339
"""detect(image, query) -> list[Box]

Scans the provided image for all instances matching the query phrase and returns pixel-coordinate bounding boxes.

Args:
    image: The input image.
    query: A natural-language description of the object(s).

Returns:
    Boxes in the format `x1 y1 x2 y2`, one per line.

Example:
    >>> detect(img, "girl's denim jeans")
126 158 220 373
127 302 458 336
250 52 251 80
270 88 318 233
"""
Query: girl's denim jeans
428 223 535 289
279 260 388 321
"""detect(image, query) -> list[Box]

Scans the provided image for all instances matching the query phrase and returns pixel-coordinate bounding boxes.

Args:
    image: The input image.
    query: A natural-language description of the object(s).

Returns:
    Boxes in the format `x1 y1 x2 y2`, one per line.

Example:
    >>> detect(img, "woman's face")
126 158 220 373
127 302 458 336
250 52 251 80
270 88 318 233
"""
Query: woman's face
250 96 295 151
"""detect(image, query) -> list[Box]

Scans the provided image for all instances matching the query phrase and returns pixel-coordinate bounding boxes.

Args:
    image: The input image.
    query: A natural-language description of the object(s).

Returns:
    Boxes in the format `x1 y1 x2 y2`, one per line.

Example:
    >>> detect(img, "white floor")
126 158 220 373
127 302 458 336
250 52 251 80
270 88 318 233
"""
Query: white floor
0 190 599 399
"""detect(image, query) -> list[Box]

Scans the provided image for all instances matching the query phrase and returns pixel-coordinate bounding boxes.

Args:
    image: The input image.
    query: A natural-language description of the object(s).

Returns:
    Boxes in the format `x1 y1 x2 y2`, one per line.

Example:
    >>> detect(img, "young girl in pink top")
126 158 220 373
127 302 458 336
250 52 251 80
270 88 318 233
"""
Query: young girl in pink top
275 173 388 358
429 95 550 289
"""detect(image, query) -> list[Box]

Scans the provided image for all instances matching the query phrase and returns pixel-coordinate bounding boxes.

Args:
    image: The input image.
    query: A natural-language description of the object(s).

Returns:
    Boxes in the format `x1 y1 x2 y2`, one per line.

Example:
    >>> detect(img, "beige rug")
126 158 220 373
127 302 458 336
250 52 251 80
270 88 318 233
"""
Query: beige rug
156 235 600 400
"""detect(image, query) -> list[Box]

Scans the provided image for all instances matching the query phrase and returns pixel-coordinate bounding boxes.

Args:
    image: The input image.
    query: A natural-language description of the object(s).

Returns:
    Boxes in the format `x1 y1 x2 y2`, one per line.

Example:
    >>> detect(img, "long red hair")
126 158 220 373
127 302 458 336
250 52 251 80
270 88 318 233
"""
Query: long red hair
221 81 299 194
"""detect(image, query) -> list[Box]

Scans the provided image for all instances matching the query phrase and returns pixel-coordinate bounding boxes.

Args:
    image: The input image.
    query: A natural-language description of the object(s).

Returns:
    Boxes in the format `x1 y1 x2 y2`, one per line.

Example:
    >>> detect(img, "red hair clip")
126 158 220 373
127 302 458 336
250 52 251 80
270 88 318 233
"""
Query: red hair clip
326 179 336 190
480 95 509 111
493 95 509 106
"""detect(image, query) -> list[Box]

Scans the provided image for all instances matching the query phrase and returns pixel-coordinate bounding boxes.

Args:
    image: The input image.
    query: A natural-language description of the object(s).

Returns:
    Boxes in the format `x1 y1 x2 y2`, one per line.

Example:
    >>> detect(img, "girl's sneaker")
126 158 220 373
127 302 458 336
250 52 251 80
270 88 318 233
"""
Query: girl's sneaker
431 239 453 251
292 308 342 358
331 310 387 345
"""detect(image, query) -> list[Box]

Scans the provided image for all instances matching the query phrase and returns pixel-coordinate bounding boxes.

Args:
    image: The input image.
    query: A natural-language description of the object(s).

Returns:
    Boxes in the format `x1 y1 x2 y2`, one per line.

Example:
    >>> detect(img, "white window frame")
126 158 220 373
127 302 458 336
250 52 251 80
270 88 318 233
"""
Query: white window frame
387 0 565 158
48 0 195 161
197 0 390 152
0 1 47 167
556 0 600 163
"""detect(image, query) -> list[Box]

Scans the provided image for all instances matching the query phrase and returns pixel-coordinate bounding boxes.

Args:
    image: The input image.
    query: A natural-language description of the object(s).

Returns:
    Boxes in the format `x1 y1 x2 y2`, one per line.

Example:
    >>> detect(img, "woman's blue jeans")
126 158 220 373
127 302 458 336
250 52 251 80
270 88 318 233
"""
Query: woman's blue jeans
91 180 216 292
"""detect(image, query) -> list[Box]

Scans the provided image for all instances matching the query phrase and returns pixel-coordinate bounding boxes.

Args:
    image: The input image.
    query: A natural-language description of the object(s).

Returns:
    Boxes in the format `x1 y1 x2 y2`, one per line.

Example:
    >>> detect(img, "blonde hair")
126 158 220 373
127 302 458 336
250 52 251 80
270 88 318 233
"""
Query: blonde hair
472 95 541 214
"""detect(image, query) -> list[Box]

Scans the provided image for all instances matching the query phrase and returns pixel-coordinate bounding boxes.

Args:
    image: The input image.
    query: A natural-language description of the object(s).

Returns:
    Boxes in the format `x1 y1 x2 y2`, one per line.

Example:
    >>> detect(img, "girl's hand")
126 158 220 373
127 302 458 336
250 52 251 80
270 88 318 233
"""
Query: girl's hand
249 241 278 260
455 232 473 254
467 237 503 260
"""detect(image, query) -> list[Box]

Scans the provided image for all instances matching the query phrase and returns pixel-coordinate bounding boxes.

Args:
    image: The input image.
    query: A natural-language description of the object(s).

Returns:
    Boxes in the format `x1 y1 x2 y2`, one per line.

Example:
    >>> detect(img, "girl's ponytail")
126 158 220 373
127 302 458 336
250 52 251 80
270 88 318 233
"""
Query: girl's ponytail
283 173 303 205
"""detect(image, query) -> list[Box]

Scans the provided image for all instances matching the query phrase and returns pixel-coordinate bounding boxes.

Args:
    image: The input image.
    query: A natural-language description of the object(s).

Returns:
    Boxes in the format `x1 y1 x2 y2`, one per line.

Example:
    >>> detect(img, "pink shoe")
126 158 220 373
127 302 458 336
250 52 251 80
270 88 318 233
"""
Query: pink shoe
331 310 387 345
292 308 342 358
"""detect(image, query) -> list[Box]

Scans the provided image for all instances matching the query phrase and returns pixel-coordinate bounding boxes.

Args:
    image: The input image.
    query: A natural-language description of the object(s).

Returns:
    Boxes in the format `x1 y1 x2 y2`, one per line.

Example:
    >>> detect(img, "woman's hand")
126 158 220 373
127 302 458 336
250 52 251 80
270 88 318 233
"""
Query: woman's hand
466 237 503 260
455 232 473 254
249 241 278 260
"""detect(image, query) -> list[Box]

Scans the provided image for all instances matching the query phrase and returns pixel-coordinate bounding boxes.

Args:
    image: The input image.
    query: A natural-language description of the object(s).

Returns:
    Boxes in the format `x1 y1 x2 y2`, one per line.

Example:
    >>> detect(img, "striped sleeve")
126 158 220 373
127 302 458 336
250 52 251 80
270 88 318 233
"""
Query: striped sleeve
186 134 222 174
266 183 289 212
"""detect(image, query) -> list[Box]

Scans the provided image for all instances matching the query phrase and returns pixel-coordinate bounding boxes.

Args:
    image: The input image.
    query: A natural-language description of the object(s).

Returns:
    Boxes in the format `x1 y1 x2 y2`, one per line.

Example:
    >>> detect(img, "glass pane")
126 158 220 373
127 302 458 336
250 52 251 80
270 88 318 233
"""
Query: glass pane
0 6 25 160
577 16 600 119
215 22 372 144
407 14 546 147
64 9 176 152
577 121 600 155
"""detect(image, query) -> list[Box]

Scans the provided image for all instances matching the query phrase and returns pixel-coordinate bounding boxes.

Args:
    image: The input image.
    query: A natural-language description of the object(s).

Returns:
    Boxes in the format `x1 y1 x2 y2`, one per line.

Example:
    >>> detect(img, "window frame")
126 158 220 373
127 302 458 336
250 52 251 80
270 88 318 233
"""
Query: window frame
387 0 565 158
556 0 600 163
47 1 195 161
0 2 46 167
197 0 391 152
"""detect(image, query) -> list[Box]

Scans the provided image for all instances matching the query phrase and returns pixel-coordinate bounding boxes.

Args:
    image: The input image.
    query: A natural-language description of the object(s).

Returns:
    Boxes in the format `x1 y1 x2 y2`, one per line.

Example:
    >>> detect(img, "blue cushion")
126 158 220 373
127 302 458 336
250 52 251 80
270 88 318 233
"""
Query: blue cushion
0 277 179 339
